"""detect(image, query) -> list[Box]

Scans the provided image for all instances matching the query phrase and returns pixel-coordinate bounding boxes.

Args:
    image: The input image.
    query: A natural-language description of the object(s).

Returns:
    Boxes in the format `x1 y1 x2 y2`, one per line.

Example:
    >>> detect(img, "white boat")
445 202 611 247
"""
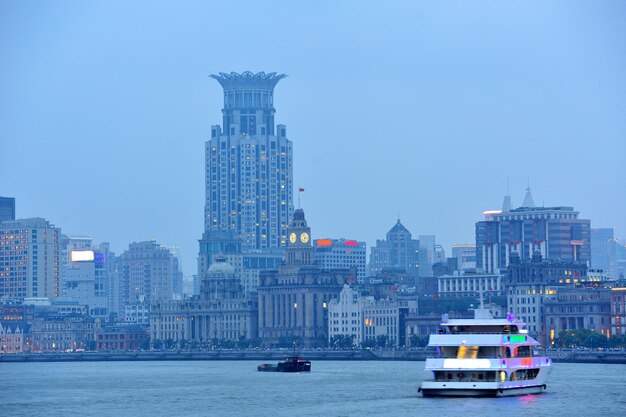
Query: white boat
419 302 552 397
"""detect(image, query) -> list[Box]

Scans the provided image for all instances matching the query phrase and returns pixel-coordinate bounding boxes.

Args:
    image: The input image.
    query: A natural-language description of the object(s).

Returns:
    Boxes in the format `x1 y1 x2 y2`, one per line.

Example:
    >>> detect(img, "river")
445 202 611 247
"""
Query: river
1 361 624 417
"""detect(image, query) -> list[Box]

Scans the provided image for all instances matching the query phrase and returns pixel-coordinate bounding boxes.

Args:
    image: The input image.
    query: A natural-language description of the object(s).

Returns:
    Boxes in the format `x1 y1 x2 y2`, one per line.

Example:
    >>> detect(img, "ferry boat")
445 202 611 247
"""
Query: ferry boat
419 302 552 397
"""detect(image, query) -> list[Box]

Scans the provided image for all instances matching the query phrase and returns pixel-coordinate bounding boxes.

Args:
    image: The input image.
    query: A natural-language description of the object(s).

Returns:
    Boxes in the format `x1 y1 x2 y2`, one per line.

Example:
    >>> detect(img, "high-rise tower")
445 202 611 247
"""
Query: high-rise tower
205 71 293 251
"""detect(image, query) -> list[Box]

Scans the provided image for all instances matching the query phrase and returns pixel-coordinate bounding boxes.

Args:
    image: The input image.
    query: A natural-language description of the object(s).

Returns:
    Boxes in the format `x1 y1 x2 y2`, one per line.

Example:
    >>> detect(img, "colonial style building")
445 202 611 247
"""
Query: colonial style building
505 250 589 344
151 257 257 344
328 285 402 348
0 321 30 353
30 313 95 352
95 324 149 351
257 209 350 348
610 286 626 337
438 272 504 297
543 287 611 345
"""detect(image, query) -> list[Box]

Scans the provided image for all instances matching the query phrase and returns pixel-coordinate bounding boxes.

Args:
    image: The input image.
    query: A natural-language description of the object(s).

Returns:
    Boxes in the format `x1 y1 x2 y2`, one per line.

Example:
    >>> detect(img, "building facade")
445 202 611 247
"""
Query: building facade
314 238 365 283
95 324 149 351
328 284 402 348
30 313 95 352
257 209 350 348
505 251 589 344
438 272 504 297
476 189 591 274
0 218 61 300
451 244 477 272
543 287 611 345
610 287 626 337
204 71 293 252
151 257 258 344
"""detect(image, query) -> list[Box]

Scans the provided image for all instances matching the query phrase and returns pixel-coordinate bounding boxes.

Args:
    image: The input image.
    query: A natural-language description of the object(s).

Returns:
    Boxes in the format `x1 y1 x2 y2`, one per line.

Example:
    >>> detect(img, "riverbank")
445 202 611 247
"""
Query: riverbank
2 349 626 363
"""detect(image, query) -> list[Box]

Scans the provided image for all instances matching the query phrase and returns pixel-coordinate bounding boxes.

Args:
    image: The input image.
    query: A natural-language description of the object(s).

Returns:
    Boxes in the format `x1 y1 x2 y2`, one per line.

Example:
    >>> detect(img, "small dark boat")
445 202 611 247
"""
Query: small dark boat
257 356 311 373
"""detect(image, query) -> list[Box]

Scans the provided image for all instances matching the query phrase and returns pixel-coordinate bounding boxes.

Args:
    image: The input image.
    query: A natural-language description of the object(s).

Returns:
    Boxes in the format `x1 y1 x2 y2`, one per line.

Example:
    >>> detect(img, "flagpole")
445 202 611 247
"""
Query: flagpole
298 187 304 209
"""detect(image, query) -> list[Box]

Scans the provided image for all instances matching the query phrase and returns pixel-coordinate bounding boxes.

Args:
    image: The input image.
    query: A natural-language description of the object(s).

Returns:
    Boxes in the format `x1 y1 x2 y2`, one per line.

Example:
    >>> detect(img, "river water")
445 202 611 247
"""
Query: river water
1 361 624 417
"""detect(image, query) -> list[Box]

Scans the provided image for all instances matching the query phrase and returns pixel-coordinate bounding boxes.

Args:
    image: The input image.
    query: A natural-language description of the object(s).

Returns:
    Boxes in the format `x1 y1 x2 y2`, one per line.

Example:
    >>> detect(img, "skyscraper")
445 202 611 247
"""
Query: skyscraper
205 71 293 251
476 188 591 274
591 228 618 278
0 218 61 300
369 219 419 276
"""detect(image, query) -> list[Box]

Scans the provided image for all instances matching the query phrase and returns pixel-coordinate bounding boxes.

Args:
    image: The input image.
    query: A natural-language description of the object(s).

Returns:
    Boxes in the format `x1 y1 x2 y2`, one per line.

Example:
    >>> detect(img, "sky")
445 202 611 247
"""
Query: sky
1 1 625 276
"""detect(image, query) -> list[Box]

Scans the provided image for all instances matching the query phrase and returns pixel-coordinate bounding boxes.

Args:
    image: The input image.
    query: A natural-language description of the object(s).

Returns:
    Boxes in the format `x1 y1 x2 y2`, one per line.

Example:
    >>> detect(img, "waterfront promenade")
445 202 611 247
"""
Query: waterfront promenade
2 349 625 364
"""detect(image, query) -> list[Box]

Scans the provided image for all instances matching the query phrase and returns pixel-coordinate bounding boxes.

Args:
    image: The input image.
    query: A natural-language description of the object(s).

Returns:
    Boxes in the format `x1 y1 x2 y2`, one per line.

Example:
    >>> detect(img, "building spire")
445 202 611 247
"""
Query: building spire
521 187 536 208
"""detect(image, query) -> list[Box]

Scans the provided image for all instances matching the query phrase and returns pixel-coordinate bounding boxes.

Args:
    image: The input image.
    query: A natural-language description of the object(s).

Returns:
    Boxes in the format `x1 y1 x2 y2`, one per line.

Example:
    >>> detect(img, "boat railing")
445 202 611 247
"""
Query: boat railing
428 354 541 359
439 331 526 335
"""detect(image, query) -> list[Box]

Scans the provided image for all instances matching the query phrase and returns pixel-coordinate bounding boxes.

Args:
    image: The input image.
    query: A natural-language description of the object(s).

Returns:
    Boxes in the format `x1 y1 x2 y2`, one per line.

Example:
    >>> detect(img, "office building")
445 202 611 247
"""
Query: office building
118 240 182 309
476 189 591 273
0 218 61 300
204 71 293 251
451 244 477 271
314 238 366 283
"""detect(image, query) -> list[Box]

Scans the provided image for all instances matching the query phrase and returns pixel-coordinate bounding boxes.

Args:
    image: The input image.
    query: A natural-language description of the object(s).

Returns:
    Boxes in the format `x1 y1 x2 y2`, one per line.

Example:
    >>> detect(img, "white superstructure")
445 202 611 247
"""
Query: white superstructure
419 307 552 397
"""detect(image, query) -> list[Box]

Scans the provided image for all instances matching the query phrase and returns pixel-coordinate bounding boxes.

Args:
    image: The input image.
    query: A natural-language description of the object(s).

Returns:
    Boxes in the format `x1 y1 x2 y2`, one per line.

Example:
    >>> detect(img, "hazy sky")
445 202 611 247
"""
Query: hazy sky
1 1 625 275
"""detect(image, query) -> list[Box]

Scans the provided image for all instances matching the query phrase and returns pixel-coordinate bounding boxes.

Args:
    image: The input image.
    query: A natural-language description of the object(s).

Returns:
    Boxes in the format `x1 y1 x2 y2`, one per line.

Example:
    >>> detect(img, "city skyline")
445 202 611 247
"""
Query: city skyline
1 1 625 275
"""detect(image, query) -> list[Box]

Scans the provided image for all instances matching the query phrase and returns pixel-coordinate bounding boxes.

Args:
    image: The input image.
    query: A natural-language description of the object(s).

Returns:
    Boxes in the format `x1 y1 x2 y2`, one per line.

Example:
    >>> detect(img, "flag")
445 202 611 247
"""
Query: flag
298 187 305 192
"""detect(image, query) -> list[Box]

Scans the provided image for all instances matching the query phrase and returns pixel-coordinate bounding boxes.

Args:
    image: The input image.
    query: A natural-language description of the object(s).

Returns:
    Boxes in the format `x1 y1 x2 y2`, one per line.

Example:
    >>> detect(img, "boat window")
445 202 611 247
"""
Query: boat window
517 346 531 357
457 345 479 359
510 369 540 381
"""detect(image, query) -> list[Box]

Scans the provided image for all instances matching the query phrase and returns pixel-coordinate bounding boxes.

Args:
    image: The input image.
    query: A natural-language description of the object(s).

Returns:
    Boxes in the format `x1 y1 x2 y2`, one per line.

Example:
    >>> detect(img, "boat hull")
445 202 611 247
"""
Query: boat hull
420 384 547 397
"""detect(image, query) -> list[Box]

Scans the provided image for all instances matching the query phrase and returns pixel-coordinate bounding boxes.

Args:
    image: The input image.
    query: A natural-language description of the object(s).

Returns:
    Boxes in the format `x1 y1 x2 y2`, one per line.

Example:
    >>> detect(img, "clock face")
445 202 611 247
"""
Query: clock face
300 232 310 244
289 232 297 244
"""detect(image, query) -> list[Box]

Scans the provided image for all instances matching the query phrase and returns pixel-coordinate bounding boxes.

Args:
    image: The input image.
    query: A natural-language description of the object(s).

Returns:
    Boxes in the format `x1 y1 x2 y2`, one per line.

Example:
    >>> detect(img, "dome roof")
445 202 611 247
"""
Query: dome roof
207 257 235 275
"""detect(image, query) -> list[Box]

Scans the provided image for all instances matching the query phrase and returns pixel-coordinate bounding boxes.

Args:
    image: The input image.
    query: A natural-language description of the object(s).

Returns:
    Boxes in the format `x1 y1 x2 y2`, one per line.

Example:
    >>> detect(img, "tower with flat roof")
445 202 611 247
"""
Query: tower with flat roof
476 189 591 273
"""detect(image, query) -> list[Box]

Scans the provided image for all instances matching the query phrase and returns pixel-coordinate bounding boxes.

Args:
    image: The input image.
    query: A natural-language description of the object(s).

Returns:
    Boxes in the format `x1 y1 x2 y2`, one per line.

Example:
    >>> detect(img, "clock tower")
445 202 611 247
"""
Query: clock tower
286 208 313 265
